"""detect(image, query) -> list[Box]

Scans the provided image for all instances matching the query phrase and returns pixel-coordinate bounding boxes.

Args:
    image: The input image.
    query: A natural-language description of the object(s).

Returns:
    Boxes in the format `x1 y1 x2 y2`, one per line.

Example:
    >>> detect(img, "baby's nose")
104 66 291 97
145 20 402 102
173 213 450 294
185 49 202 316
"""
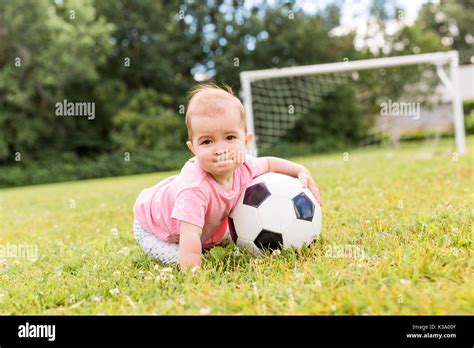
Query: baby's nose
214 149 227 156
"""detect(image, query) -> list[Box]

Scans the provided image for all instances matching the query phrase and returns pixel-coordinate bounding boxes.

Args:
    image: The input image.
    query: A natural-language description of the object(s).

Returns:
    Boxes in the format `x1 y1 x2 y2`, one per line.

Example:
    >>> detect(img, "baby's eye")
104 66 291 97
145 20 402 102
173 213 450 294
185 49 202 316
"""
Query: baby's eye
226 135 236 141
201 139 212 145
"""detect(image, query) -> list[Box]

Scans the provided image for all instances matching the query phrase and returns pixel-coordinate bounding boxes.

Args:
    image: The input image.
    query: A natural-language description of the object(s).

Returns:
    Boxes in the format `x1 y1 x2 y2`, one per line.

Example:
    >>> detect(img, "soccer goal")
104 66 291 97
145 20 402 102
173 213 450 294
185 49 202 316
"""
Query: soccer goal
240 51 466 157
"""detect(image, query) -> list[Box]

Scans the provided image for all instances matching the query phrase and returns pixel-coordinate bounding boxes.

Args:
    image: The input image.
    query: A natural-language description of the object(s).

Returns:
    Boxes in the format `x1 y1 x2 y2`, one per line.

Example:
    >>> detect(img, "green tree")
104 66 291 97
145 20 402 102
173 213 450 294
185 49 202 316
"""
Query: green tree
418 0 474 64
94 0 206 111
179 0 356 90
111 89 186 153
0 0 114 162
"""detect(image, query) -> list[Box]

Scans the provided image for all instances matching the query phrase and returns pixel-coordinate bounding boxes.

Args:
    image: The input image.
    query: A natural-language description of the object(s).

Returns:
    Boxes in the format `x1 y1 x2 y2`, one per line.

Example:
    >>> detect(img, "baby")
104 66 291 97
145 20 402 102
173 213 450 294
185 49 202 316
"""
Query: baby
133 83 323 271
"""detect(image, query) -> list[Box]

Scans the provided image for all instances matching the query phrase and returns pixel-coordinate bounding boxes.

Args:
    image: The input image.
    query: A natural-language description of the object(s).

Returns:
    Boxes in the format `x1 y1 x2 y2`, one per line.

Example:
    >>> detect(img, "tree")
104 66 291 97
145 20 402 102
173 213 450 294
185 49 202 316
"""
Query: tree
94 0 206 111
111 89 186 153
0 0 114 162
181 0 355 90
418 0 474 64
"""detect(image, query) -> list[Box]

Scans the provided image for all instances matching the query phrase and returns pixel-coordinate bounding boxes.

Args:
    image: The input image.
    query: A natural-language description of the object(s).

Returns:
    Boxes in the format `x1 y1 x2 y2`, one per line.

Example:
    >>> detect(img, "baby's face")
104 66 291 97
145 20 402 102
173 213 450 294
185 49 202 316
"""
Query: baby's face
186 108 251 177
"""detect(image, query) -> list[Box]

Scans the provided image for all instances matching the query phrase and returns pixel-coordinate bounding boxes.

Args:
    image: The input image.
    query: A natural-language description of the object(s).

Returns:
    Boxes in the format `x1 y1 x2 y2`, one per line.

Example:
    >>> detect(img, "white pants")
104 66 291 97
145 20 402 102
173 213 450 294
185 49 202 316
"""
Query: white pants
133 219 232 265
133 220 180 265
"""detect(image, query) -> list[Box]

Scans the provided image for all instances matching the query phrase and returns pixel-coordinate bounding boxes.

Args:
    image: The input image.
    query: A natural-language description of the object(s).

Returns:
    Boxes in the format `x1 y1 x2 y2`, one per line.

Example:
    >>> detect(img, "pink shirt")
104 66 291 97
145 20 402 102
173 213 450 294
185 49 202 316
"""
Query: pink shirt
133 155 264 248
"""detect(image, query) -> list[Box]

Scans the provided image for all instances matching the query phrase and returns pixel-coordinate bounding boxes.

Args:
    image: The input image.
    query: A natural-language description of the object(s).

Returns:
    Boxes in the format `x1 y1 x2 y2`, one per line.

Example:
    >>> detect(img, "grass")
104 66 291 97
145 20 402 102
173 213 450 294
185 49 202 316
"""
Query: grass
0 137 472 315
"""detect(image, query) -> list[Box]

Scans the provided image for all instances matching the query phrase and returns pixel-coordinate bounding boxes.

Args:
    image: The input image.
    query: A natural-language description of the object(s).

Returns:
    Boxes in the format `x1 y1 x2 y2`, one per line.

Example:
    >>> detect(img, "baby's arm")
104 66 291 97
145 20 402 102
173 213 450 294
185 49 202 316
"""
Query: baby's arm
257 156 323 206
179 221 203 271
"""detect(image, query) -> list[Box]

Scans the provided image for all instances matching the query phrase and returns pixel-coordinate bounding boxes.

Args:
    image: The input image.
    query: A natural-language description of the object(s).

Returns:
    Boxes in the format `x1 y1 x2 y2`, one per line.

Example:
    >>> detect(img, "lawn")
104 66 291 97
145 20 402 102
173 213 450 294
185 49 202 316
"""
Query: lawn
0 137 472 315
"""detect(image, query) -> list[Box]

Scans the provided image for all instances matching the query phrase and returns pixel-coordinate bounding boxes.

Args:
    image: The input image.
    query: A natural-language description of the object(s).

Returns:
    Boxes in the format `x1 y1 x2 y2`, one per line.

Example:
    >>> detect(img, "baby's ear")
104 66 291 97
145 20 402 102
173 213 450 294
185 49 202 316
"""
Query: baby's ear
245 133 253 145
186 140 196 155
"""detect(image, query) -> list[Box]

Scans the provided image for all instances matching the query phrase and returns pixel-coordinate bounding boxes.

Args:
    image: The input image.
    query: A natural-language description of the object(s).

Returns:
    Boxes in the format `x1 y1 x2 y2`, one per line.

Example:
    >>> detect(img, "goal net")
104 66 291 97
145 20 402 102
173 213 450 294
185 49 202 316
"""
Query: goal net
240 51 466 157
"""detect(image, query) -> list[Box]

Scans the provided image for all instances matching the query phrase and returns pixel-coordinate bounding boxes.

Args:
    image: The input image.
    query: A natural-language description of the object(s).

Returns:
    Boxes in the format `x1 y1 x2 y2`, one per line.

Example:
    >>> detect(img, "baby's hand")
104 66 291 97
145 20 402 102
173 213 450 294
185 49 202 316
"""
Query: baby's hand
298 167 323 207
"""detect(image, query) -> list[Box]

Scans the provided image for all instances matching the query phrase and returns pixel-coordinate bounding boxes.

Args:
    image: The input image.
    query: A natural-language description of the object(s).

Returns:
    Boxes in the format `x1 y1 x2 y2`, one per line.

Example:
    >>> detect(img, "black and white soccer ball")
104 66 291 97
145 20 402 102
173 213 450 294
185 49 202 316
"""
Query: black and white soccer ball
229 172 322 254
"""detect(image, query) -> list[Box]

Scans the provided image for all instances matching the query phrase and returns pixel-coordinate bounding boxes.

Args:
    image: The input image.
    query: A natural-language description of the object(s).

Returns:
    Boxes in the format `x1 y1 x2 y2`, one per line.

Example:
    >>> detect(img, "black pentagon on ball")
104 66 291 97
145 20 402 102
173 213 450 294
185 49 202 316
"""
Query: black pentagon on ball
228 217 238 243
254 230 283 251
243 182 271 208
292 192 315 221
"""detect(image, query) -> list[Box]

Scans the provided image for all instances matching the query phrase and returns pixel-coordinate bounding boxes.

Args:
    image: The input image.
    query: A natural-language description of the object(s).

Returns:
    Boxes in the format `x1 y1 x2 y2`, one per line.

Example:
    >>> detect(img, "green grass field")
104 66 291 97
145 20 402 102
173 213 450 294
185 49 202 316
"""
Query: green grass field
1 137 472 315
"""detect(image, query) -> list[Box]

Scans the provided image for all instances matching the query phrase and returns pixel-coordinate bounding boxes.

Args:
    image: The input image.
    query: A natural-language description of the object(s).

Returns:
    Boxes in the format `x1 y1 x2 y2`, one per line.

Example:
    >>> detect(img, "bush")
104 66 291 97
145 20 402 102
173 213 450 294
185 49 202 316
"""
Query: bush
280 84 369 153
0 149 191 189
111 89 187 153
398 129 454 142
464 99 474 134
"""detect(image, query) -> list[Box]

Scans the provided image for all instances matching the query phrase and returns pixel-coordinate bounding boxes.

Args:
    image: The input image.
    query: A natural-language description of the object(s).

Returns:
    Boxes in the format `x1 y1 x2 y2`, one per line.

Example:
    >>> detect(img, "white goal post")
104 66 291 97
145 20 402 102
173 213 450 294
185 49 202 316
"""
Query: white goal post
240 50 466 156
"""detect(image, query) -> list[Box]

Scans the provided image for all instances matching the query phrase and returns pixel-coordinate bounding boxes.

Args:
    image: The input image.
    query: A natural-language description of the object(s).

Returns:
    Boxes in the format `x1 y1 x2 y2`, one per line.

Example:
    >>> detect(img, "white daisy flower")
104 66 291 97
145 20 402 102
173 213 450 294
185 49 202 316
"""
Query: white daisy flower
199 307 211 315
109 288 120 295
400 279 411 285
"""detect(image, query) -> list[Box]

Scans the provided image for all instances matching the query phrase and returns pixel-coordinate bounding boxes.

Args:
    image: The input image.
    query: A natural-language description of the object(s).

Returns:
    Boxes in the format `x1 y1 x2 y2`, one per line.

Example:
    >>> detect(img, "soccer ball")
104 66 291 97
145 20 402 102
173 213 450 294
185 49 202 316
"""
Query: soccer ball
229 172 322 255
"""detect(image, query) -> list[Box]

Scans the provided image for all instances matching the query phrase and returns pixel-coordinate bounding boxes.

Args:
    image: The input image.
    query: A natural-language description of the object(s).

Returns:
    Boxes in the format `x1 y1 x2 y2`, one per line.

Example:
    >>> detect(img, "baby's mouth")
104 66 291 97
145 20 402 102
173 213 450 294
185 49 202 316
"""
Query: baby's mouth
214 151 233 163
215 157 234 165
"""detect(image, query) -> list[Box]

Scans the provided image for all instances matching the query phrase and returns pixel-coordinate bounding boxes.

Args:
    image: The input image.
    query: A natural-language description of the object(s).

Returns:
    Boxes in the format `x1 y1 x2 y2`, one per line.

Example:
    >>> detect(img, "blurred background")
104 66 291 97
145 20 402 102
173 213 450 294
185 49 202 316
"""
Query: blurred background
0 0 472 188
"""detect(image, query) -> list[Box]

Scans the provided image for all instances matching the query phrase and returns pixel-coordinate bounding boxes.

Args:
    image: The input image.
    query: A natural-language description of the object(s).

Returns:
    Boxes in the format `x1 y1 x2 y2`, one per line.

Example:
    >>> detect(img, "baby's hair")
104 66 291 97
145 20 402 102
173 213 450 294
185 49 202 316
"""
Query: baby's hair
185 83 246 142
186 82 234 101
